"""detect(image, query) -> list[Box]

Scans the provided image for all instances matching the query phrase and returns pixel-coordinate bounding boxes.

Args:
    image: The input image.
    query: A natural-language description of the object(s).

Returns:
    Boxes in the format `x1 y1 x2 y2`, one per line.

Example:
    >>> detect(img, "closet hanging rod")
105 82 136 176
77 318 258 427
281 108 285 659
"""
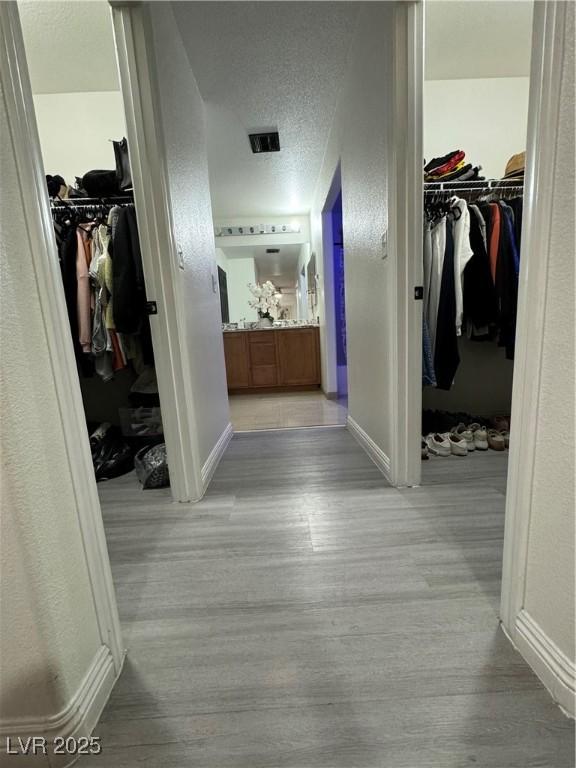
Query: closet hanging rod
50 195 134 207
423 178 523 193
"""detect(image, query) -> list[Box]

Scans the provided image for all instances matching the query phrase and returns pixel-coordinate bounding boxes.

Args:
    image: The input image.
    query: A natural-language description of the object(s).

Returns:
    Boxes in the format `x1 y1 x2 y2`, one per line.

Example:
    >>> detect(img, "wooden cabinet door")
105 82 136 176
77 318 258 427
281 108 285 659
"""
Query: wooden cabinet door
277 329 320 386
223 332 249 389
248 332 278 387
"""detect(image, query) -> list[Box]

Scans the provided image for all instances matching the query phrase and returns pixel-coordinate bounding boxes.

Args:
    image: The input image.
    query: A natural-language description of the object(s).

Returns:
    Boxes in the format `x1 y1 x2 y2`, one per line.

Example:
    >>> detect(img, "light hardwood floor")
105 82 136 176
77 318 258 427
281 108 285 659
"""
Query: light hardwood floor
92 428 574 767
228 391 347 431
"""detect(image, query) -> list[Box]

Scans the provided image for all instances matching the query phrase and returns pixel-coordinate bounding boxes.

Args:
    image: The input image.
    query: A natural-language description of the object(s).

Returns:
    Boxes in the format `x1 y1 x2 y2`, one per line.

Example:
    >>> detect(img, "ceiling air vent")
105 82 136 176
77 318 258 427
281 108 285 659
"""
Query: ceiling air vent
266 248 280 254
249 132 280 153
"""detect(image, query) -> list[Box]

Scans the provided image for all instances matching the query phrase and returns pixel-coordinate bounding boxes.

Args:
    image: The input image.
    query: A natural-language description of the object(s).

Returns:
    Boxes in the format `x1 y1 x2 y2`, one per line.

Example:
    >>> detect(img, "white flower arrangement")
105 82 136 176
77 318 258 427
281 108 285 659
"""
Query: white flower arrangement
247 280 280 318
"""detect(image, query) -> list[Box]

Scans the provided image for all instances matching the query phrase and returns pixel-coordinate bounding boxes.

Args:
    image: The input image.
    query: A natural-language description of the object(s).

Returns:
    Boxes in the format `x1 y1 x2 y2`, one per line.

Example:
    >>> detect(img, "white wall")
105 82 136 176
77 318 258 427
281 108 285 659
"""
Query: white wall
225 256 258 324
32 91 125 185
0 43 105 735
522 1 575 690
424 77 530 180
311 4 394 455
149 3 230 468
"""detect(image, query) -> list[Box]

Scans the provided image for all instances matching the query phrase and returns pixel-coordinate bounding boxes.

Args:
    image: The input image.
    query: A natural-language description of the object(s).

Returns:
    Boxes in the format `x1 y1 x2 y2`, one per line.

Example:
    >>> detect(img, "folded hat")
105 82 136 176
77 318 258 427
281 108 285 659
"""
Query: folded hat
504 151 525 179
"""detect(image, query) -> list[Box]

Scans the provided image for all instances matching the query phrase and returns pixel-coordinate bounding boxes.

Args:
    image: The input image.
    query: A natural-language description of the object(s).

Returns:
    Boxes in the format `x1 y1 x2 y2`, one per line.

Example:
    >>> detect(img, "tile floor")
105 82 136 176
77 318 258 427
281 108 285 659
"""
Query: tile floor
228 390 348 431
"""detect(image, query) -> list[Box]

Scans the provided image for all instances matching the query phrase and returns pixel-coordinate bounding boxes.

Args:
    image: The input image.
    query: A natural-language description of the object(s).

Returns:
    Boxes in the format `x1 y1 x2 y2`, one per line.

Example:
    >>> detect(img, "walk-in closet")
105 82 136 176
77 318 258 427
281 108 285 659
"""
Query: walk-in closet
420 0 531 475
20 3 166 487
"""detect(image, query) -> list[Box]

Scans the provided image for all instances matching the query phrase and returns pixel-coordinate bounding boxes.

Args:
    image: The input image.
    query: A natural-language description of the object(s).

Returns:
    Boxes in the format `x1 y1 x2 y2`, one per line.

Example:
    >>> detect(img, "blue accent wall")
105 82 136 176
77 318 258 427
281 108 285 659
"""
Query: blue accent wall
332 192 347 366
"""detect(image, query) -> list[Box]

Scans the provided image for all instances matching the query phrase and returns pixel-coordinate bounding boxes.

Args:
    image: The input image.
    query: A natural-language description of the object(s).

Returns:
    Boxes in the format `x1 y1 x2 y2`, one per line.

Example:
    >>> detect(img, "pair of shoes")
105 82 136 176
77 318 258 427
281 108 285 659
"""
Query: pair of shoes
468 422 489 451
488 429 507 451
425 432 467 457
426 433 451 457
451 423 476 452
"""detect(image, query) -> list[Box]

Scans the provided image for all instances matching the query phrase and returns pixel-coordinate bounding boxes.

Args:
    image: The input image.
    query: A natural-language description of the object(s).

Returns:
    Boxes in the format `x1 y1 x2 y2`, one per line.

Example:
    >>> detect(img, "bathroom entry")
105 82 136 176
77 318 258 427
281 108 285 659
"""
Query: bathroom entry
217 238 348 431
331 190 348 397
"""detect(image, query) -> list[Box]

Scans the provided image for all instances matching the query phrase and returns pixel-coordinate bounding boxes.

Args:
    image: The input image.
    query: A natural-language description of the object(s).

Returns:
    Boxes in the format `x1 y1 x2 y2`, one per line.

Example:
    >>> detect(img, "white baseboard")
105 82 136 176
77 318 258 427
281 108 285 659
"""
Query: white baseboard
513 610 575 717
0 644 123 767
346 415 391 482
201 422 233 491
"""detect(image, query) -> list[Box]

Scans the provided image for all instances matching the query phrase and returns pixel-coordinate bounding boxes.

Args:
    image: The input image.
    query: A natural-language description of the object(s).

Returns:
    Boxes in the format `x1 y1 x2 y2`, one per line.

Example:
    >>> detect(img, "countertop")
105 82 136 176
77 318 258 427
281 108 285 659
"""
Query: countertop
222 324 319 333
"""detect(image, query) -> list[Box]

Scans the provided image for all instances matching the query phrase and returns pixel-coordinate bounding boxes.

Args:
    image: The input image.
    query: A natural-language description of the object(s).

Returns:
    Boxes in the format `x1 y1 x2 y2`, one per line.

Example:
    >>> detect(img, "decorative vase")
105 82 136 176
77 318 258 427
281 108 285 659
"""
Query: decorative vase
257 313 274 328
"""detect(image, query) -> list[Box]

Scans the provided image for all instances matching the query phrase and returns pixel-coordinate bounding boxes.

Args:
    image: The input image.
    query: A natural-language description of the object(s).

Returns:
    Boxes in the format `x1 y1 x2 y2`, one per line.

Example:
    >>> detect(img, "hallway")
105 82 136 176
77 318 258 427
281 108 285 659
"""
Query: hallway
92 428 574 766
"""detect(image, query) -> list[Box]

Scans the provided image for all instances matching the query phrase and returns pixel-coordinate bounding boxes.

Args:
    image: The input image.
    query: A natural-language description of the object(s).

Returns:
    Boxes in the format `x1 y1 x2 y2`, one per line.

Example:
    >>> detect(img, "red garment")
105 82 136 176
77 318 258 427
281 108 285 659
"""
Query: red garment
76 229 92 353
488 203 501 284
427 150 465 178
109 330 127 371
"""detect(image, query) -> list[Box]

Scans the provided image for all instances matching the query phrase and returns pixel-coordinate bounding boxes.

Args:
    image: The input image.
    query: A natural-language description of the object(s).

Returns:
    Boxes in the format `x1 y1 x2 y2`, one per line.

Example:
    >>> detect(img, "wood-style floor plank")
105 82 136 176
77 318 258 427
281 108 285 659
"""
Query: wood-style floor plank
91 427 574 767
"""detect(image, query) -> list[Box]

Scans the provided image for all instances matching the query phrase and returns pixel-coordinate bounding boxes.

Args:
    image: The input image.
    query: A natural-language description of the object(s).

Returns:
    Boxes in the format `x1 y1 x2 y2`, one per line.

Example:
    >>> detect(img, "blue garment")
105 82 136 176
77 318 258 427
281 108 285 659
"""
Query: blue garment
502 205 520 278
422 316 437 387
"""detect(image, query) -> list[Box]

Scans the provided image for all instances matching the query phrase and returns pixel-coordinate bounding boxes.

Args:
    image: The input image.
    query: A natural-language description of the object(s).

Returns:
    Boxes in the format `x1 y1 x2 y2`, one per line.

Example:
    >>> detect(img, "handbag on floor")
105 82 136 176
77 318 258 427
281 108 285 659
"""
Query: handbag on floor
134 443 170 489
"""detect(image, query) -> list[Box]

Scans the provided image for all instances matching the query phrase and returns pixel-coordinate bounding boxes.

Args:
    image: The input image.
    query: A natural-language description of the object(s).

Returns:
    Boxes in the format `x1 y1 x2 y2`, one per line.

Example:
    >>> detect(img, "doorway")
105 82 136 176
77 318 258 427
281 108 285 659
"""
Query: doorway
419 0 533 485
18 1 167 494
217 236 347 431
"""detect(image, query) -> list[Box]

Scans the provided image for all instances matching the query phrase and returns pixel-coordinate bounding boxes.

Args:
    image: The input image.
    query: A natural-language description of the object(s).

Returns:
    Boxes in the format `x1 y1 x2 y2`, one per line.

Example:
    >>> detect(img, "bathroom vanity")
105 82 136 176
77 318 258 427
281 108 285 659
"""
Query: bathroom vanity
223 326 321 393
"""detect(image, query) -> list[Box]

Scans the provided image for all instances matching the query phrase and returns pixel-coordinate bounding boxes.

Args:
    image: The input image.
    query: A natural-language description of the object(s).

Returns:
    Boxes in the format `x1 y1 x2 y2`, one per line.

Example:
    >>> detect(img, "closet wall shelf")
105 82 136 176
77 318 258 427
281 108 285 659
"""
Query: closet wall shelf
50 195 135 208
424 179 524 194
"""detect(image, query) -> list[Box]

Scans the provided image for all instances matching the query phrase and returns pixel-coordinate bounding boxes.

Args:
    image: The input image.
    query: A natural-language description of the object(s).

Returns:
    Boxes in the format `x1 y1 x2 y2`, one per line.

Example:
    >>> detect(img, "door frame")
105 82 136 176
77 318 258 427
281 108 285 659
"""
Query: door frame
0 1 124 673
111 1 204 502
320 164 343 398
499 0 574 714
389 0 424 487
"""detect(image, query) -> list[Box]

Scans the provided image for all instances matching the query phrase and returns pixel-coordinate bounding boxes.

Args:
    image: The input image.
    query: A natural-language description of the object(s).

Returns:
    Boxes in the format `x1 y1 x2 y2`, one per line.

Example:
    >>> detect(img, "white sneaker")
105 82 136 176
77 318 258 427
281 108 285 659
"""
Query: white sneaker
469 423 489 451
447 432 468 456
426 433 451 457
451 423 475 452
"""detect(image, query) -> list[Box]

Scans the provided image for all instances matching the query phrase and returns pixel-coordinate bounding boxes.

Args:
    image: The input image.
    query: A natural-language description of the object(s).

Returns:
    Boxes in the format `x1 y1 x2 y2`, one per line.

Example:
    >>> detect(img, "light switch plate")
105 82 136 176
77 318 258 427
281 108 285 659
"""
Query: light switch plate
211 274 218 294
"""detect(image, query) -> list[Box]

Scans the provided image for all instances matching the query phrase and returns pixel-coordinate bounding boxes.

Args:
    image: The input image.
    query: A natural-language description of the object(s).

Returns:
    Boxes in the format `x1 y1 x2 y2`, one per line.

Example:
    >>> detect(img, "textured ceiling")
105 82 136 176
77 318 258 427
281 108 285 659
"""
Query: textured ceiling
223 244 302 288
425 1 533 80
171 1 361 218
19 0 119 94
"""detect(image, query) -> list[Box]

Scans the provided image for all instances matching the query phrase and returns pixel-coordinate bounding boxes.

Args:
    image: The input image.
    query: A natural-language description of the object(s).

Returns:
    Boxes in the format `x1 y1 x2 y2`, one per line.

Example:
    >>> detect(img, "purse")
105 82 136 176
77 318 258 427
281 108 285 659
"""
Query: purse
113 137 133 191
134 443 170 489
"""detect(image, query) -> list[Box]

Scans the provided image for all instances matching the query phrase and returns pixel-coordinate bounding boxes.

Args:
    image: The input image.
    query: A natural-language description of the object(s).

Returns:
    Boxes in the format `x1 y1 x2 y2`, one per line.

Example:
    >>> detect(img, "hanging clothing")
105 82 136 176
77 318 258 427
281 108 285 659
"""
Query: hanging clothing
427 216 447 357
451 198 474 336
463 205 498 333
487 202 501 283
423 222 432 319
76 228 93 354
112 207 147 335
422 317 437 387
434 222 460 389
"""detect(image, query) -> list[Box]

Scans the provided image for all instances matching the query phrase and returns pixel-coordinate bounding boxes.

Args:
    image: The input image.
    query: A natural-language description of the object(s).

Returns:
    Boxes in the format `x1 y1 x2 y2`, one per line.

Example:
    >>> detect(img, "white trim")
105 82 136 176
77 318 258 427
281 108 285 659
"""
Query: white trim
389 1 423 488
0 2 124 673
111 4 204 503
0 645 123 762
347 416 392 482
499 1 575 716
500 0 567 632
513 611 575 717
201 423 233 491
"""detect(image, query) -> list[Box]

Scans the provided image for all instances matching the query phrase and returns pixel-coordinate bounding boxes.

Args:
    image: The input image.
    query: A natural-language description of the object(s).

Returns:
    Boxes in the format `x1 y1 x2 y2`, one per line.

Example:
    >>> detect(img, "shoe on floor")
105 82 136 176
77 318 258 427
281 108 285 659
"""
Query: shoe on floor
451 422 475 452
425 433 451 457
488 429 506 451
492 415 510 432
421 439 429 460
447 432 468 456
469 422 489 451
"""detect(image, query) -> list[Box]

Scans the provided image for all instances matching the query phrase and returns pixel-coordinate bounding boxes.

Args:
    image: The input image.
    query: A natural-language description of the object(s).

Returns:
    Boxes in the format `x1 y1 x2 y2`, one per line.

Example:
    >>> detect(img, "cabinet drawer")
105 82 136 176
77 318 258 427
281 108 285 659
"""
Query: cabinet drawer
248 331 275 343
